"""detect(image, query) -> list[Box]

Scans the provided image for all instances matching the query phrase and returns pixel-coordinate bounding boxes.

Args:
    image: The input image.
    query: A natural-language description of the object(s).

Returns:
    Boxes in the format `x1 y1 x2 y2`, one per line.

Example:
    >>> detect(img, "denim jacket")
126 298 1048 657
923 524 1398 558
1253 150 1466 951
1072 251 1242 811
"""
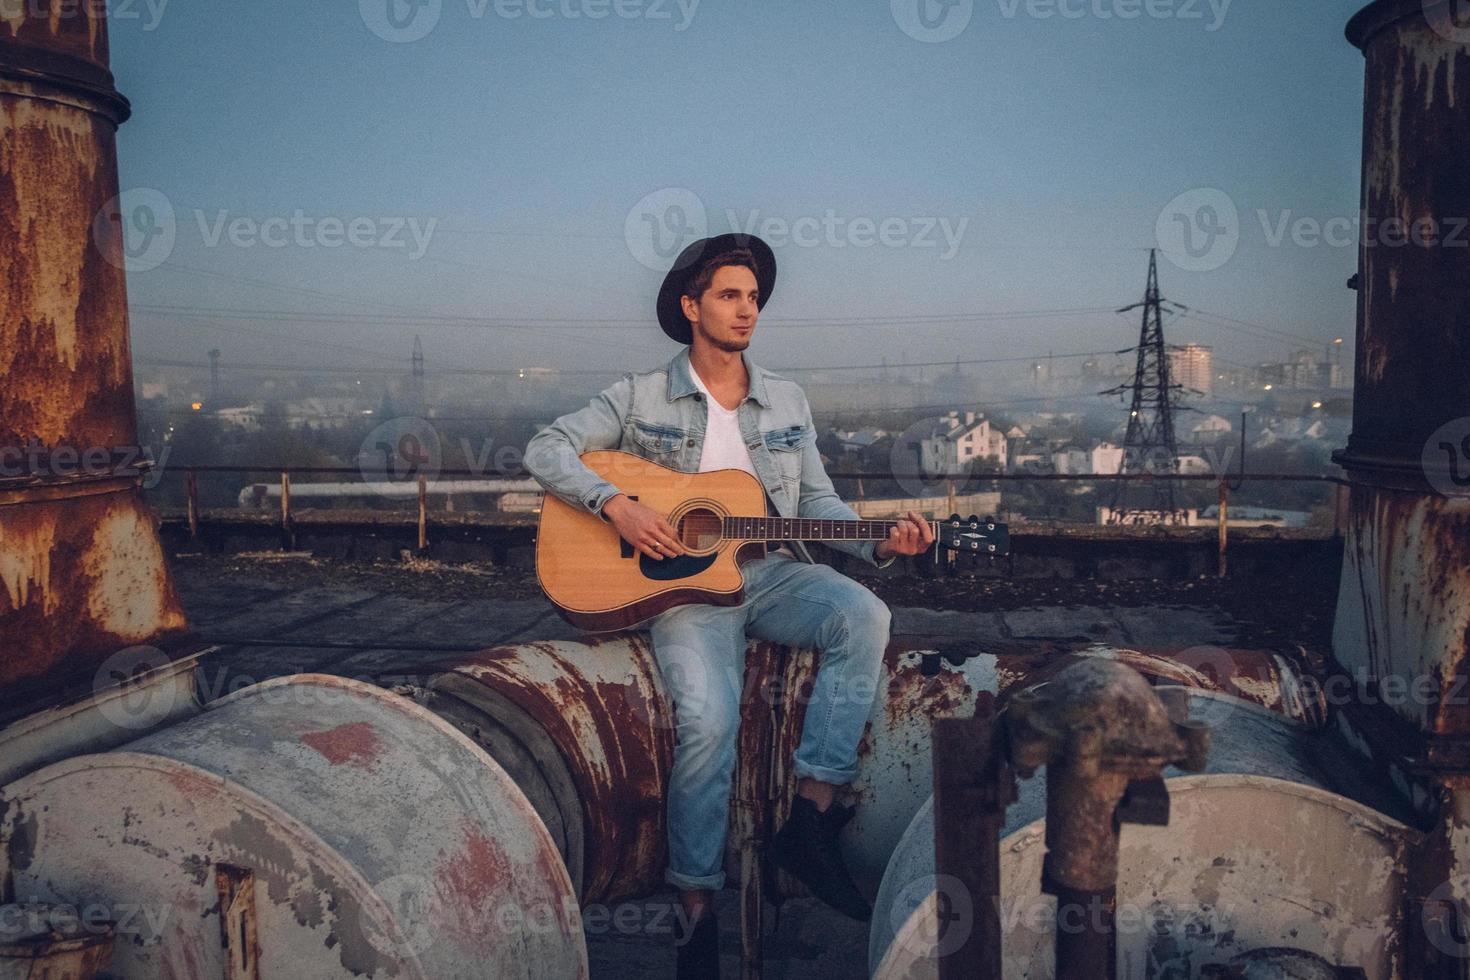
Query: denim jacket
524 346 895 569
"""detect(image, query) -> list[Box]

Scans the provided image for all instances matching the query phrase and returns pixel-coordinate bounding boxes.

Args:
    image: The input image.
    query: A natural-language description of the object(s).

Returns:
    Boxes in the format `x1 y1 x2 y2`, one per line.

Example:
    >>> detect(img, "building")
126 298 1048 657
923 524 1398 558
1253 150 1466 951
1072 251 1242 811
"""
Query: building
918 411 1007 475
1190 414 1234 440
1170 344 1214 397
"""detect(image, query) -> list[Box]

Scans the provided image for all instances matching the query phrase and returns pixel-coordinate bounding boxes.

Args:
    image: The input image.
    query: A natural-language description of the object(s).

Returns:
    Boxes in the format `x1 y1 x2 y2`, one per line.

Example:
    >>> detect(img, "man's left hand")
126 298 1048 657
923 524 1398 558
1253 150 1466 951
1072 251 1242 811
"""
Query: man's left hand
875 510 935 561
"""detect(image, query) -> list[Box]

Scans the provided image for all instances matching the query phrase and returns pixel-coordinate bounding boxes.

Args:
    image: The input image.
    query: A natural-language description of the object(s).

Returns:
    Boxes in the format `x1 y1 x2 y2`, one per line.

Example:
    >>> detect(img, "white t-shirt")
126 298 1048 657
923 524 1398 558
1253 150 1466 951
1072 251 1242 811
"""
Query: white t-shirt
689 366 794 559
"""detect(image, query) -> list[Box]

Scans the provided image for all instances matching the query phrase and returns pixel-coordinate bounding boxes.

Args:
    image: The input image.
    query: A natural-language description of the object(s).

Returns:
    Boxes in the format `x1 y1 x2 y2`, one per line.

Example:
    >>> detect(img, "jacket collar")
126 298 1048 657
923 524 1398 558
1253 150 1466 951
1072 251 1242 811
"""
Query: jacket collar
666 345 770 408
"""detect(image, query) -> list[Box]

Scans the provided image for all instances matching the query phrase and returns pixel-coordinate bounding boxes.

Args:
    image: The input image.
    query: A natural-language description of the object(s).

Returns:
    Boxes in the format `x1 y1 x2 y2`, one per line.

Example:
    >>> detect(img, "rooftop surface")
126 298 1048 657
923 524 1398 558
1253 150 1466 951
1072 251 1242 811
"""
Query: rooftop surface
171 550 1337 979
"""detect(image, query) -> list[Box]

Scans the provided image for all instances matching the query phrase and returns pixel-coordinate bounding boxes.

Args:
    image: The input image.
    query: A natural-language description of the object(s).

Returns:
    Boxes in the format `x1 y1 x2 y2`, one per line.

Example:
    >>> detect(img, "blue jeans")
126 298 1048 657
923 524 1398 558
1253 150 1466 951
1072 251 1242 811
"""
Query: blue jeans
646 551 892 892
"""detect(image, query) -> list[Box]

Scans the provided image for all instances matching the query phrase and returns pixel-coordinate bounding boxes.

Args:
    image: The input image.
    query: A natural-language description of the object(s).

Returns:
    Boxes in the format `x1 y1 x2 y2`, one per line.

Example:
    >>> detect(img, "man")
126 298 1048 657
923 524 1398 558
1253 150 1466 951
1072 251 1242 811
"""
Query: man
524 233 933 979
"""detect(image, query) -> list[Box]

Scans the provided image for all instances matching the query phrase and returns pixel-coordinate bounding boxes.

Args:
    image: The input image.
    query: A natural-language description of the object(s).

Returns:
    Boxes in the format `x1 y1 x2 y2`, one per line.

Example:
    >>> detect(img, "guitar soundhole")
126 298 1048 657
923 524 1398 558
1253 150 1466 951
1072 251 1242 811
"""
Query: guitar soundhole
677 508 723 553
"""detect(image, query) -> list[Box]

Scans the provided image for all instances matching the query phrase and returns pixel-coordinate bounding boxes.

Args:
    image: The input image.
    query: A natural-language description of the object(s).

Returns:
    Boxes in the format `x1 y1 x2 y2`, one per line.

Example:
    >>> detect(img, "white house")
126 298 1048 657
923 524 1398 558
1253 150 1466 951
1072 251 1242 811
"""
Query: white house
919 411 1008 475
1091 442 1125 475
1191 415 1234 440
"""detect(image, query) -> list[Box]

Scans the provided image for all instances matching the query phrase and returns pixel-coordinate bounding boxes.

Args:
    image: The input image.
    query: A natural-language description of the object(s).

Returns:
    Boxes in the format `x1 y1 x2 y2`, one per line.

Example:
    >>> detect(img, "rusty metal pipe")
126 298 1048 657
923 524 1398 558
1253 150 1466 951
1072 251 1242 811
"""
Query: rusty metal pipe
1332 0 1470 748
1 0 187 715
1007 659 1208 980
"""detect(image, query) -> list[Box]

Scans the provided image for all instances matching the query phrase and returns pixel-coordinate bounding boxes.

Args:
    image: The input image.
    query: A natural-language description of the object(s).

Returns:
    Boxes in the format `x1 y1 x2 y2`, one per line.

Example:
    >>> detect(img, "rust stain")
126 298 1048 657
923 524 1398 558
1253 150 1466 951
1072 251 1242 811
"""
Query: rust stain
448 641 673 904
300 721 382 769
435 819 512 954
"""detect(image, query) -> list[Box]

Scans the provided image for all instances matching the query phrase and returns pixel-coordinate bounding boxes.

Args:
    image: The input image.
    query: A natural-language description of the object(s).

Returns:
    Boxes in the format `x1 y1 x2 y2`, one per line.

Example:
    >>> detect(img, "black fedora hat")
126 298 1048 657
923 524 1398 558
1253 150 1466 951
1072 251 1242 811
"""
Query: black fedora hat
656 233 777 344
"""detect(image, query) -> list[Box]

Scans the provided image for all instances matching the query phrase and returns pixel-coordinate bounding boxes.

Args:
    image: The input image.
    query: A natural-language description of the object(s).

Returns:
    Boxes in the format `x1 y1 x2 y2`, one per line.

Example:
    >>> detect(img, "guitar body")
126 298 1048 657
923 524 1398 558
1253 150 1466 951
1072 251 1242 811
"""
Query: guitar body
535 451 771 632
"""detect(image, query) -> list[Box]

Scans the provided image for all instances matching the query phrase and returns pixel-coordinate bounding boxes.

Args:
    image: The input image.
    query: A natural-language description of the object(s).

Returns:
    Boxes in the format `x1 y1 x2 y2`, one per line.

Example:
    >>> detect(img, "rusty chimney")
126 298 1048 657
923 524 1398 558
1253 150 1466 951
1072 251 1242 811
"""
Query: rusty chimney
1 0 187 718
1333 0 1470 758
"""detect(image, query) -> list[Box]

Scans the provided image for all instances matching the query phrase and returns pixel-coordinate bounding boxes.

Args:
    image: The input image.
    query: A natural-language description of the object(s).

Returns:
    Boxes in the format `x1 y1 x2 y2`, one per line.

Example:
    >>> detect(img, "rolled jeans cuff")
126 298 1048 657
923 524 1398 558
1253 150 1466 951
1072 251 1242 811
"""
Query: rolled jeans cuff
665 866 726 892
793 760 859 786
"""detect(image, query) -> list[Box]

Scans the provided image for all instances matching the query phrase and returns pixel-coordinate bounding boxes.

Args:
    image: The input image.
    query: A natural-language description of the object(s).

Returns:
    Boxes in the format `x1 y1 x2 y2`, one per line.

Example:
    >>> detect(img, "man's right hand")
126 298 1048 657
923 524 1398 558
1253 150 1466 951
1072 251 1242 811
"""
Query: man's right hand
601 494 688 561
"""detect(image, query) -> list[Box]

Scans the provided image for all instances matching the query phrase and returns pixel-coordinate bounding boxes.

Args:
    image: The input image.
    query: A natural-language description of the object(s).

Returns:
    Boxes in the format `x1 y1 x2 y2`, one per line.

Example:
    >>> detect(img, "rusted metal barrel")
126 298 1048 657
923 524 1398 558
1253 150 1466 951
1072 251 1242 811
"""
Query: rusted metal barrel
1331 0 1470 745
0 674 588 979
871 690 1417 980
1 0 187 715
397 637 1319 907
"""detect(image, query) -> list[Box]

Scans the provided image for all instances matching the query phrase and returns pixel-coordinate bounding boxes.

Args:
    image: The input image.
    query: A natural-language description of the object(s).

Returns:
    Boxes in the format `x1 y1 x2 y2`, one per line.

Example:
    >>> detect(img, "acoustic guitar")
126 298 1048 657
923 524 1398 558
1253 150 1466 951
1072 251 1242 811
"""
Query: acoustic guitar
535 450 1011 632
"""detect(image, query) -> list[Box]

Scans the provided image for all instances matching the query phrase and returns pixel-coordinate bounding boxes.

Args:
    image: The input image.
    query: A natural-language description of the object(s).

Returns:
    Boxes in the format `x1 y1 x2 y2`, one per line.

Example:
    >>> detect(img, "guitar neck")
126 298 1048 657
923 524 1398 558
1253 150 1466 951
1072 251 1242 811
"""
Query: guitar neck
721 516 933 542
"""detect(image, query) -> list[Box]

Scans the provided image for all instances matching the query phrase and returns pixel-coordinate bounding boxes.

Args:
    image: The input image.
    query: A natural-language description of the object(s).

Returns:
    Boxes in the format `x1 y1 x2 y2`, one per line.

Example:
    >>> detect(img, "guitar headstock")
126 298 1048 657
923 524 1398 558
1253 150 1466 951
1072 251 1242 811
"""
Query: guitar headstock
937 514 1011 556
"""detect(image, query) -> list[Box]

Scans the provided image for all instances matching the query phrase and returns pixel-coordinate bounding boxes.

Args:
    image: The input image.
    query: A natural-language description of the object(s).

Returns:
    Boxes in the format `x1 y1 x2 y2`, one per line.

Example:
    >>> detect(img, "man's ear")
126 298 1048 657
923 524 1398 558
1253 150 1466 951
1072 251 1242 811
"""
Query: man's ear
679 293 700 327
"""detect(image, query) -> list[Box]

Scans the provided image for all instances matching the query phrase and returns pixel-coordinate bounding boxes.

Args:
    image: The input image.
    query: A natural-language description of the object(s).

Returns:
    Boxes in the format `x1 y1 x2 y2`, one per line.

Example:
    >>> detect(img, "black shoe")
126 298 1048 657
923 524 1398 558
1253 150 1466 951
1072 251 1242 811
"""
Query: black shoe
769 796 873 922
673 908 720 979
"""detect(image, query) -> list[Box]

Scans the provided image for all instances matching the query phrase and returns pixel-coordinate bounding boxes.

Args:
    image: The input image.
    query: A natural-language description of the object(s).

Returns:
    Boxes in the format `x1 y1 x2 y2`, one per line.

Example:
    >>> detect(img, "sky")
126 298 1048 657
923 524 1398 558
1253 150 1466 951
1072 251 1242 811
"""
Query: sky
107 0 1372 383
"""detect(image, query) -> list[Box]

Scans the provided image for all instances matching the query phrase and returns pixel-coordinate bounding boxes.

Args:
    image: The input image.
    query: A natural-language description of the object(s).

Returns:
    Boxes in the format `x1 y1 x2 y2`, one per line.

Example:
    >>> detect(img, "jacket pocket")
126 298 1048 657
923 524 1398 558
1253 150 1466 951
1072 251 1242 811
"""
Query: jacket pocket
628 419 687 456
762 424 809 488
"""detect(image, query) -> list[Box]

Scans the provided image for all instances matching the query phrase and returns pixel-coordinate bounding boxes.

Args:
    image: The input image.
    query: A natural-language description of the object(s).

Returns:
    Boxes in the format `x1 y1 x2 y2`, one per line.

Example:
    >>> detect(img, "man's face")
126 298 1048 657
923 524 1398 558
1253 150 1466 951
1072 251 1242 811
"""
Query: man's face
682 264 759 353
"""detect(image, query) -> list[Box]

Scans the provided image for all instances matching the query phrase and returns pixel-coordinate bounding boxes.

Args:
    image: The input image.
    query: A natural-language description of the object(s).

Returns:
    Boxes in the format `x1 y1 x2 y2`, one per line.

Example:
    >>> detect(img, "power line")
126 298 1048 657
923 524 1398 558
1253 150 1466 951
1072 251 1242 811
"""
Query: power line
128 303 1120 329
135 347 1131 379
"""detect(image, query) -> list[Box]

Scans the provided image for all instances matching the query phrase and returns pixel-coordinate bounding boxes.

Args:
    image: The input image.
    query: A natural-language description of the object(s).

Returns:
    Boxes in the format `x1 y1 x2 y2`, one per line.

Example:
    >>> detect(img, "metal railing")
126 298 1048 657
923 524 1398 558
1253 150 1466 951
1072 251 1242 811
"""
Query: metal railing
151 463 1348 579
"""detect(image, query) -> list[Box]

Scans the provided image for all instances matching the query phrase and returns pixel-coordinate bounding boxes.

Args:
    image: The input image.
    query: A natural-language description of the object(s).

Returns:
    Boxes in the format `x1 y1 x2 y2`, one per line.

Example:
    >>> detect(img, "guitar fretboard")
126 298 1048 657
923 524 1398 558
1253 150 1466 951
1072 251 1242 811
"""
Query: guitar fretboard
720 517 933 541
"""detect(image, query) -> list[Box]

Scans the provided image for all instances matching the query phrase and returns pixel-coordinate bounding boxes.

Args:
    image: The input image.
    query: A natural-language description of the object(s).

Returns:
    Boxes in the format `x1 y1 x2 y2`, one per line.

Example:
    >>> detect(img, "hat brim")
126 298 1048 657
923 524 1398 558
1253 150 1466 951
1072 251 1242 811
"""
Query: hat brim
656 233 777 345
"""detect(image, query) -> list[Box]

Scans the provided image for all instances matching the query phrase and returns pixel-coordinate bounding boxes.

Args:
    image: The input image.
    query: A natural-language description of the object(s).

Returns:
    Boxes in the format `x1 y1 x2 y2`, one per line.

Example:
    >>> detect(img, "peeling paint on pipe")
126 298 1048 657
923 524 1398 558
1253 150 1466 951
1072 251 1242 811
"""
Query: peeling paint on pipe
1 0 187 711
0 674 588 979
